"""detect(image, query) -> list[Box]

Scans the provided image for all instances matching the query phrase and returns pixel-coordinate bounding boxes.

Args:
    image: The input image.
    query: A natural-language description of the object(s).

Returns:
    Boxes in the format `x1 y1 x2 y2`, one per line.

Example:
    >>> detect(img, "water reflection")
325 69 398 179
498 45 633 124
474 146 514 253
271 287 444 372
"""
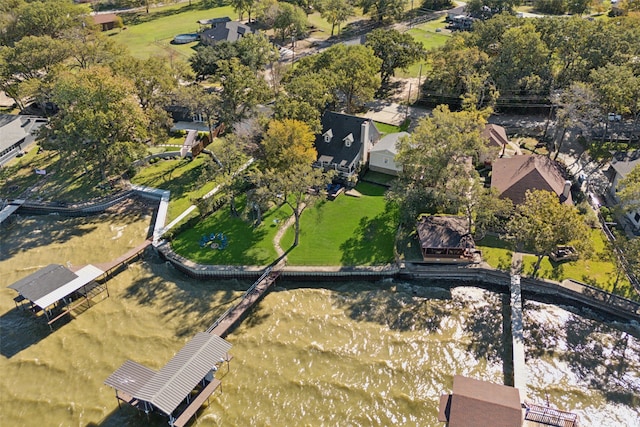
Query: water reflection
1 215 639 426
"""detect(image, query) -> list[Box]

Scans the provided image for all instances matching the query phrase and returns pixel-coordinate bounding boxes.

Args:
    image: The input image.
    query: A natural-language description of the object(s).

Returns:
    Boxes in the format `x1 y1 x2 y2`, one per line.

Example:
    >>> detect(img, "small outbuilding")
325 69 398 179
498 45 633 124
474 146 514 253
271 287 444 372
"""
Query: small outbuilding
416 216 476 263
92 13 120 31
368 131 408 176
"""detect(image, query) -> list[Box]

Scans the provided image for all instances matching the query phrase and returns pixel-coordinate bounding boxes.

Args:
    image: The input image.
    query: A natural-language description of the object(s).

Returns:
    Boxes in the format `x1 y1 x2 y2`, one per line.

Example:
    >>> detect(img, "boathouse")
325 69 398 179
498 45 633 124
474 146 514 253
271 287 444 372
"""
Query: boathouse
105 332 232 427
7 263 107 328
438 375 523 427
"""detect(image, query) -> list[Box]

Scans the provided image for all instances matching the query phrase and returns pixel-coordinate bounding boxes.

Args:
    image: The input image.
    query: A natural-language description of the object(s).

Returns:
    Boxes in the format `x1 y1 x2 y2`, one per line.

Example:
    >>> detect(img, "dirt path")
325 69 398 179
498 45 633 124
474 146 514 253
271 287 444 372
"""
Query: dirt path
273 203 305 261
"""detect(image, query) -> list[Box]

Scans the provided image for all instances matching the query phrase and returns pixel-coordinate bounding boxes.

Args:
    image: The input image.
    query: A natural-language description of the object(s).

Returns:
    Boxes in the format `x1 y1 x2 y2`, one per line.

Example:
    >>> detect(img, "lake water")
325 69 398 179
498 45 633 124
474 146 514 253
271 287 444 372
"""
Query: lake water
1 213 639 426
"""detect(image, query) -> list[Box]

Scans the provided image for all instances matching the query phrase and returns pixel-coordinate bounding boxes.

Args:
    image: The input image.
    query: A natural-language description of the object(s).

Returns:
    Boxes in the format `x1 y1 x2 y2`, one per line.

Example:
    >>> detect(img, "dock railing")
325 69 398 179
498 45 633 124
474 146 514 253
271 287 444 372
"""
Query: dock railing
206 267 273 334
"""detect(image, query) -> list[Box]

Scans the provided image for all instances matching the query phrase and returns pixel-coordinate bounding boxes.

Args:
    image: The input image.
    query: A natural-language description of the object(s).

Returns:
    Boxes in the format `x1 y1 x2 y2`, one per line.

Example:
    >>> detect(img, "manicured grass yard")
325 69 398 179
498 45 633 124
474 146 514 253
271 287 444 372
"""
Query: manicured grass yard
522 229 636 299
478 229 637 300
1 147 114 202
131 149 224 221
399 17 450 78
108 2 237 59
170 196 291 265
281 182 397 265
476 234 513 271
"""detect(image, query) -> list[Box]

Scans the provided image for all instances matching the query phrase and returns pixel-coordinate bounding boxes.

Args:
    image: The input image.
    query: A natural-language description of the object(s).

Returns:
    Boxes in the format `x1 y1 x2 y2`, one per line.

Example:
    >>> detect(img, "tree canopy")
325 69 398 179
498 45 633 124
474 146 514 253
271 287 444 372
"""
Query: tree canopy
365 28 426 87
617 164 640 214
506 189 590 276
390 105 490 223
252 119 332 246
42 66 149 180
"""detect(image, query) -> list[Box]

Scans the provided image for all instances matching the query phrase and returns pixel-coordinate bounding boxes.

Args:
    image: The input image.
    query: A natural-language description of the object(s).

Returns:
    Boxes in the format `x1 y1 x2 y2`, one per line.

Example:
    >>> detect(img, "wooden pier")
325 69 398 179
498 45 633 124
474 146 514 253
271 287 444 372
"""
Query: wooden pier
93 239 153 277
207 268 281 338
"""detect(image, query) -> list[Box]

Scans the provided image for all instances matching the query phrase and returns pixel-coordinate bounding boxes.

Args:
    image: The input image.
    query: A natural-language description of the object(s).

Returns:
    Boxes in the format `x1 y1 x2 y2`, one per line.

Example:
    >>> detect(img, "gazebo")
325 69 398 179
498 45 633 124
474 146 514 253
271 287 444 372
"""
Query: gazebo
8 263 107 328
416 216 476 263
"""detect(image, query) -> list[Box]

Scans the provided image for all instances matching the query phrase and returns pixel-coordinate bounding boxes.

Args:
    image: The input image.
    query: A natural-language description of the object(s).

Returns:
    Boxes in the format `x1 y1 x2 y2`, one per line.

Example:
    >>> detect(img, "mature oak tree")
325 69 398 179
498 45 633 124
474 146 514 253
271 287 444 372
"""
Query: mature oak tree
506 189 590 277
251 119 333 245
390 105 489 223
317 0 353 36
365 28 426 87
42 66 149 180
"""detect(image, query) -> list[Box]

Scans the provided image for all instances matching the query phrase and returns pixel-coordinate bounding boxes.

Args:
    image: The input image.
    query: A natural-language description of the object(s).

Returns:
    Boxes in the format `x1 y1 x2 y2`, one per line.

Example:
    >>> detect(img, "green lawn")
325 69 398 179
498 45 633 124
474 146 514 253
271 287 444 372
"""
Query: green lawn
521 229 636 299
170 196 290 265
131 152 221 221
398 17 450 78
0 146 115 202
478 229 636 300
281 182 397 265
108 2 237 59
476 234 513 271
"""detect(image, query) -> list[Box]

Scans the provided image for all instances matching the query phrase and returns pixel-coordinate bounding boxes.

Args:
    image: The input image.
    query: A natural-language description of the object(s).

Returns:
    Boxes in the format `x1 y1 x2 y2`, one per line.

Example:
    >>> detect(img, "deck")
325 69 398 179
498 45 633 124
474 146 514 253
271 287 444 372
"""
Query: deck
172 379 221 427
524 403 578 427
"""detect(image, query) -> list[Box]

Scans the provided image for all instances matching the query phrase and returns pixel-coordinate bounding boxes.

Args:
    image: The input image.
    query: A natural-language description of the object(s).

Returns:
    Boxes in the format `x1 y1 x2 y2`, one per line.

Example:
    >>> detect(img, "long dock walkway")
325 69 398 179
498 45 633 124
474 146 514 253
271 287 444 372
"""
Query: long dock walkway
207 268 280 338
93 238 153 274
510 252 527 401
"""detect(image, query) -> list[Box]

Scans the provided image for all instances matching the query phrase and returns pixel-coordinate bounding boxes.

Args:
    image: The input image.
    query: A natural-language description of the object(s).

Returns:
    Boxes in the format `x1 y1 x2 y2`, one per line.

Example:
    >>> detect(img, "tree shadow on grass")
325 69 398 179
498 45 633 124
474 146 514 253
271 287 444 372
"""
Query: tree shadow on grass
339 207 397 265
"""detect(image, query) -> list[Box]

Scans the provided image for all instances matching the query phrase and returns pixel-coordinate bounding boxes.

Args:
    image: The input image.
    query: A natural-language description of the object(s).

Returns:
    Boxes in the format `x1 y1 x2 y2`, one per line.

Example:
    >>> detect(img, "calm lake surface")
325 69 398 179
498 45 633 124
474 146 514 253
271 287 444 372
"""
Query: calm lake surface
0 213 639 427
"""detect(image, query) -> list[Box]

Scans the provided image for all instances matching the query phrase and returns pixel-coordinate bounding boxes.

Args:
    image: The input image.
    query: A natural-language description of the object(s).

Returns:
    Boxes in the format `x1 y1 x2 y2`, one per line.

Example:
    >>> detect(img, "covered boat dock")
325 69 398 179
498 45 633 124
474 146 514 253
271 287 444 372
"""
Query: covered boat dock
104 332 232 427
8 263 107 328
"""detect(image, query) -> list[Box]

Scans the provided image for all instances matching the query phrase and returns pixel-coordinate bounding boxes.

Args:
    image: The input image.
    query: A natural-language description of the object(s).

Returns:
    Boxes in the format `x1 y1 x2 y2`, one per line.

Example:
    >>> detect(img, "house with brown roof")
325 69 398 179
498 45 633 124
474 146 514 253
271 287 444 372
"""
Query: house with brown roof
92 13 120 31
416 216 477 263
480 123 509 163
438 375 523 427
491 155 572 205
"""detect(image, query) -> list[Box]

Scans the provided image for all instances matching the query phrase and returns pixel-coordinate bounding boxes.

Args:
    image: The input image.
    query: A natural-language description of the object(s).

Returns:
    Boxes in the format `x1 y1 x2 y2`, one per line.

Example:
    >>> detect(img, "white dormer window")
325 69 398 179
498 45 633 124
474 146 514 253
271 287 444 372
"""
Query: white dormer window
323 129 333 143
343 133 354 147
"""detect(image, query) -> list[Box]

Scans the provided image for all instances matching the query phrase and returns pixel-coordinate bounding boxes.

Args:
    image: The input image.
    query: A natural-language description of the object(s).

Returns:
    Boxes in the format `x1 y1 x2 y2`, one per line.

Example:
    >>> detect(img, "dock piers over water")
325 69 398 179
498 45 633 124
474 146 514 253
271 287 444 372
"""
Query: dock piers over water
510 253 527 401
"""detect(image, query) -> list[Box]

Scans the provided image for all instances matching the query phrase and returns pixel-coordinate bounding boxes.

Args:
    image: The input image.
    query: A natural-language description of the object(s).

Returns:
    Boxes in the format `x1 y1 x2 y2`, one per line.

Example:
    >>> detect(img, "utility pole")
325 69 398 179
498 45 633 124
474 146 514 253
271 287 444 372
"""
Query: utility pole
405 83 412 122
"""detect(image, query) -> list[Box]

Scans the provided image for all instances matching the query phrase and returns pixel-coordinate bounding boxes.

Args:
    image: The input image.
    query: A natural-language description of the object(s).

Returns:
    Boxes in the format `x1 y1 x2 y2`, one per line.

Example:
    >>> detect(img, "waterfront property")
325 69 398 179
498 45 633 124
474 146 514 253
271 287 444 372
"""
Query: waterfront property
8 263 107 329
105 332 232 427
416 215 477 263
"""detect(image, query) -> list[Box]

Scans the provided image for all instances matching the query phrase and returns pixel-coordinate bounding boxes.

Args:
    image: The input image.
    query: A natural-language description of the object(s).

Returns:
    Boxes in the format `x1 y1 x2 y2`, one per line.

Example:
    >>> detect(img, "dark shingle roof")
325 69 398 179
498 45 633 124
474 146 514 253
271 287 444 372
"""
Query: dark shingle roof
416 216 475 250
314 111 378 171
200 21 254 44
